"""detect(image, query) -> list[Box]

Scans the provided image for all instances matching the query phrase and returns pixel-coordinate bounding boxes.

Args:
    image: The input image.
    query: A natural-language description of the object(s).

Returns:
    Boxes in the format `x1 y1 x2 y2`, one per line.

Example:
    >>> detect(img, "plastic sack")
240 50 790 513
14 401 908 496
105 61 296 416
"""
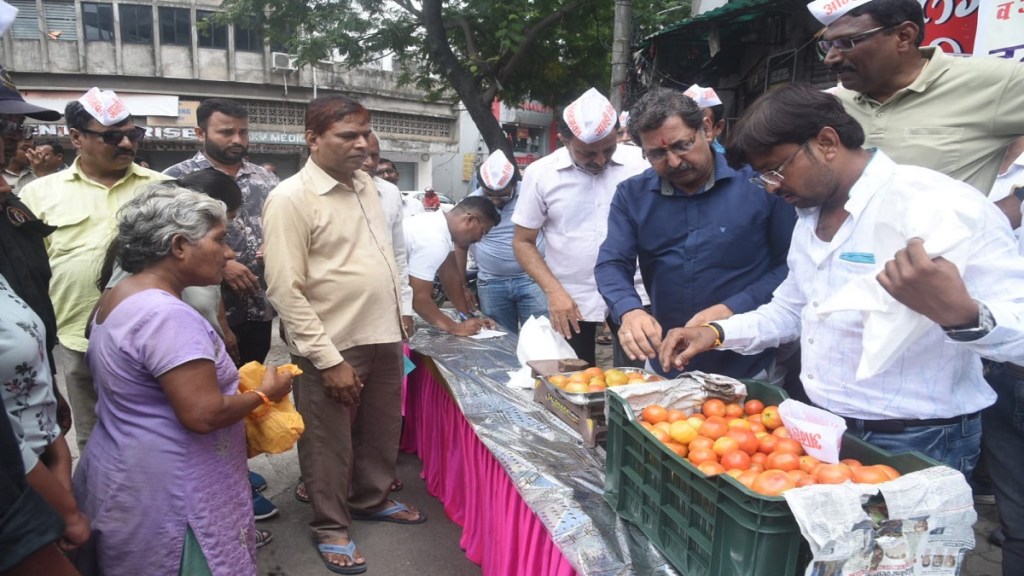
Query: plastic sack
237 361 305 458
516 315 577 366
778 399 847 463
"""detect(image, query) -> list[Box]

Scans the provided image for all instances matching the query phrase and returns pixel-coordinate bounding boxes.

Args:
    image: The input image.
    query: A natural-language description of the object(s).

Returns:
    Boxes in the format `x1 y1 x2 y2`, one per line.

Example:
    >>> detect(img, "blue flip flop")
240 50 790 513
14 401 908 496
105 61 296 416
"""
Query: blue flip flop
316 541 367 575
351 500 427 524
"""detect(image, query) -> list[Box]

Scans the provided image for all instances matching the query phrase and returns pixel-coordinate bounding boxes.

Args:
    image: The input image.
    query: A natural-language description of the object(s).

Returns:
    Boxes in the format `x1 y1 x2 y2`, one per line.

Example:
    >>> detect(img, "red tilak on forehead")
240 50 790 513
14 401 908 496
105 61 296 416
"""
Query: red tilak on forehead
661 138 668 146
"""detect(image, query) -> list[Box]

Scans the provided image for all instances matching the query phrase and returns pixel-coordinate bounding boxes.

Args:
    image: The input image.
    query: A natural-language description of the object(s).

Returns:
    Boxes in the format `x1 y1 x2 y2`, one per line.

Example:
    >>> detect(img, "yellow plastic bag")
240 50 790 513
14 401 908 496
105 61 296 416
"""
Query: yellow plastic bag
237 361 305 458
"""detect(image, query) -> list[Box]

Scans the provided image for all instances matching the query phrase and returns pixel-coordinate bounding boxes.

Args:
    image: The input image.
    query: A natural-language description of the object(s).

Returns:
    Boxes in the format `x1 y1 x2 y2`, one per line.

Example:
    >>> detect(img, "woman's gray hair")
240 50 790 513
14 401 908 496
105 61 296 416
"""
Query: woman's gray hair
116 183 227 273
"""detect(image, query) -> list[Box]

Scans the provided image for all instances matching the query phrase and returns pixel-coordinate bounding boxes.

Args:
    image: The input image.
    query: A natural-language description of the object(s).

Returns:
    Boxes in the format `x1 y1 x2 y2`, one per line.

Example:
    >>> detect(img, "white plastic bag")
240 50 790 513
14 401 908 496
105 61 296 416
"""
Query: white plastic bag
515 315 577 366
778 399 847 463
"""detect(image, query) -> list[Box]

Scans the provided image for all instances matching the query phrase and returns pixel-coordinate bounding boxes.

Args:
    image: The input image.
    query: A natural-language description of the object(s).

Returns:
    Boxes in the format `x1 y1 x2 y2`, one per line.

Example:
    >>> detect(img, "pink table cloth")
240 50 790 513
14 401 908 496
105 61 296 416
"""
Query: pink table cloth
400 353 577 576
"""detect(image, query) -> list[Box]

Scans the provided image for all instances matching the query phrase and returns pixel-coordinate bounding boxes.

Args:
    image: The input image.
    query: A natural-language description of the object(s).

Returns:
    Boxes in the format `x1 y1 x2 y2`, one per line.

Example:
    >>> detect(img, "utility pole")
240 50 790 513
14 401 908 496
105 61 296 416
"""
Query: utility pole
610 0 632 113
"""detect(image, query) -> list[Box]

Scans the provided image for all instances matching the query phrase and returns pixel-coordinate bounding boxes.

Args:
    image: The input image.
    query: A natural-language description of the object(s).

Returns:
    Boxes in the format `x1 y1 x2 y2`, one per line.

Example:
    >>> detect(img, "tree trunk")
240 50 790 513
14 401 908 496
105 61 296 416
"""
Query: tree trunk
420 0 514 162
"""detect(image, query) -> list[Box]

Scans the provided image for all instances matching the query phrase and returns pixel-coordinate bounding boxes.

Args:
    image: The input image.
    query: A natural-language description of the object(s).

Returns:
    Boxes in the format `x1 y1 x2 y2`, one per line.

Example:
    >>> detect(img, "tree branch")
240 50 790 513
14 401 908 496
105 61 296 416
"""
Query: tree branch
497 0 583 84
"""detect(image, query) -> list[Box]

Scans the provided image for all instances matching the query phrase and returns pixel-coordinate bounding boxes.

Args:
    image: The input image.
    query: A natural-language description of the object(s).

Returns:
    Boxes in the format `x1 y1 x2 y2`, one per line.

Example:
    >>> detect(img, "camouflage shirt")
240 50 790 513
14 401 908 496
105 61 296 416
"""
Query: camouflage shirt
164 152 278 325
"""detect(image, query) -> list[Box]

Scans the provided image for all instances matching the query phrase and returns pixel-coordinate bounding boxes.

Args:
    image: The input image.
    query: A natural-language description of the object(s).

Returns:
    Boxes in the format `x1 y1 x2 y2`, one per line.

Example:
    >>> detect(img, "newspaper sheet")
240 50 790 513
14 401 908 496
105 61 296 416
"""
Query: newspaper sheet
785 466 976 576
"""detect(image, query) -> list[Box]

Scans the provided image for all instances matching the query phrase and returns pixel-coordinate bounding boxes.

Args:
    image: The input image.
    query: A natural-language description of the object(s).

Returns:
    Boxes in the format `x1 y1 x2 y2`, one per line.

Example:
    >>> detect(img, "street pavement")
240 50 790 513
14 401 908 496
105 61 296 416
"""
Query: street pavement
58 323 1002 575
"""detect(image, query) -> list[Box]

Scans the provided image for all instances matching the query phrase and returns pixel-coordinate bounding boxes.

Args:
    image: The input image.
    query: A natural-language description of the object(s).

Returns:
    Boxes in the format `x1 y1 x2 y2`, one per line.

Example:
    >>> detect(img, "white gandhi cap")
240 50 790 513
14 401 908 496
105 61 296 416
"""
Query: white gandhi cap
562 88 617 144
807 0 876 26
480 149 516 191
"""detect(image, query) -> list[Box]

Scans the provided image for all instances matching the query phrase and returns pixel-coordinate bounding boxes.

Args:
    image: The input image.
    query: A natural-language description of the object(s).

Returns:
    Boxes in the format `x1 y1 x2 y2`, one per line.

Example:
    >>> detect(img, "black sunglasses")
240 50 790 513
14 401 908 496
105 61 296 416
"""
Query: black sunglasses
78 126 147 145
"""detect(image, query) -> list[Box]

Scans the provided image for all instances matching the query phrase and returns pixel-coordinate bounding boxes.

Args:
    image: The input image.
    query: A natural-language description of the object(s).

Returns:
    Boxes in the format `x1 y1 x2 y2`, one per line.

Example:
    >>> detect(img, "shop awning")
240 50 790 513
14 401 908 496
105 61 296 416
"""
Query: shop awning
643 0 796 45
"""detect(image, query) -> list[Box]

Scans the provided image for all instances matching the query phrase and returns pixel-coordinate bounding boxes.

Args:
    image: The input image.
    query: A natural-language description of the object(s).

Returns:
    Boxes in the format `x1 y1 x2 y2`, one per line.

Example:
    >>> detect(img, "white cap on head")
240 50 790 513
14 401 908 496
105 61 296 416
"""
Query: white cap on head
563 88 617 144
618 111 630 127
77 87 130 126
480 149 516 191
807 0 876 26
683 84 723 108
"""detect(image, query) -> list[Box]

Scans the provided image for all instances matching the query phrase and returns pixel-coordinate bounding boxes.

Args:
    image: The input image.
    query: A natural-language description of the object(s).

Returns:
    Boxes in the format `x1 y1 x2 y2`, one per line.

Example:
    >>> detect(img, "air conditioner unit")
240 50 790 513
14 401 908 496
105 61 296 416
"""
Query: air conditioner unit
271 52 298 72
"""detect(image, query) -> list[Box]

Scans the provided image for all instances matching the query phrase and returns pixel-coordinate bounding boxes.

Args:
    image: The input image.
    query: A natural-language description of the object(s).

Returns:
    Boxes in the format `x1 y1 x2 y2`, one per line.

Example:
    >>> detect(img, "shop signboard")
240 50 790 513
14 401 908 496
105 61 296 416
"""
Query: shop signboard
921 0 980 54
973 0 1024 59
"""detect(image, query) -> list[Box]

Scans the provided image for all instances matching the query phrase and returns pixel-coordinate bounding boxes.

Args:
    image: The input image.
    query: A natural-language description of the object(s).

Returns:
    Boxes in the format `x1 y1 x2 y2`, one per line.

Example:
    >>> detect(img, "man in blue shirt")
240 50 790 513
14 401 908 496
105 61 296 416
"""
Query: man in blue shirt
457 150 547 334
595 88 796 378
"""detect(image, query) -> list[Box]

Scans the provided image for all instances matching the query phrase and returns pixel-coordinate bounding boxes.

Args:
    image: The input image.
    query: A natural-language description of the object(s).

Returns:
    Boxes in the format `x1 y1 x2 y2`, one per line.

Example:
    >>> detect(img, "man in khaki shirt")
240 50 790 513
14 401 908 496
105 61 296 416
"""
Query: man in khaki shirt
262 95 425 575
812 0 1024 194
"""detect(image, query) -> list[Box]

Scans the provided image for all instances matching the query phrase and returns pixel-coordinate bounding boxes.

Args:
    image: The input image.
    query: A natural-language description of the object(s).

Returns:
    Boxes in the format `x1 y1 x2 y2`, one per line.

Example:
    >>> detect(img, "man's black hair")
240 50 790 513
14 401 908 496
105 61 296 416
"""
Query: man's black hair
197 98 249 129
455 195 502 227
848 0 926 46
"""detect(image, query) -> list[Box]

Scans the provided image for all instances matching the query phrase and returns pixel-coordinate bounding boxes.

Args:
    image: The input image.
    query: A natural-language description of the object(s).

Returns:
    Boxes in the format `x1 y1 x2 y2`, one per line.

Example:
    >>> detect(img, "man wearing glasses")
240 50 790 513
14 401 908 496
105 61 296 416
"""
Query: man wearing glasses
455 150 547 335
809 0 1024 194
20 88 167 450
595 88 796 378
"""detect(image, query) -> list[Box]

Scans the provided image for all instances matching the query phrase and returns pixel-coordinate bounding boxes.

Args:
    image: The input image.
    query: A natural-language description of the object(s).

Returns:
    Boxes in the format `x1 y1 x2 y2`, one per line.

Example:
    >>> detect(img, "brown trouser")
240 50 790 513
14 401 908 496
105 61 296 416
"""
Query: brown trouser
292 342 403 543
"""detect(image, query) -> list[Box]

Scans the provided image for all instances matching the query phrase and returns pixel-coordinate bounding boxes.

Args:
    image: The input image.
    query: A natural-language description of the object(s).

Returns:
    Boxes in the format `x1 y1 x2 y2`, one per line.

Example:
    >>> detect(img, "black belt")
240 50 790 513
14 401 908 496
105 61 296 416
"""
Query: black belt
842 412 980 433
1001 362 1024 379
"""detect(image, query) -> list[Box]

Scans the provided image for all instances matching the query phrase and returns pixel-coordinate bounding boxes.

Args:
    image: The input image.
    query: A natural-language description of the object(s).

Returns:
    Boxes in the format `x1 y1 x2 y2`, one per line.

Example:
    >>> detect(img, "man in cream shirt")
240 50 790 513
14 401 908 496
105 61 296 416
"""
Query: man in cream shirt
263 95 425 575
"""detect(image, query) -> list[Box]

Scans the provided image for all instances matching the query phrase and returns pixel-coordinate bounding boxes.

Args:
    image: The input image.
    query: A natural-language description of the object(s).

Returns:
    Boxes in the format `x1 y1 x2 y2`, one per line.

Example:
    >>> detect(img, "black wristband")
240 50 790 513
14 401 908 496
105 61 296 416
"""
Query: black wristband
708 322 725 344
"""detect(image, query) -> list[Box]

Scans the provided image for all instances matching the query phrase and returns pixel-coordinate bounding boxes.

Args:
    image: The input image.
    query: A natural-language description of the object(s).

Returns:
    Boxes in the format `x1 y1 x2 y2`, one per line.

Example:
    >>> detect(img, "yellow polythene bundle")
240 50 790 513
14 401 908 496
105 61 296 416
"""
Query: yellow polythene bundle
237 361 305 458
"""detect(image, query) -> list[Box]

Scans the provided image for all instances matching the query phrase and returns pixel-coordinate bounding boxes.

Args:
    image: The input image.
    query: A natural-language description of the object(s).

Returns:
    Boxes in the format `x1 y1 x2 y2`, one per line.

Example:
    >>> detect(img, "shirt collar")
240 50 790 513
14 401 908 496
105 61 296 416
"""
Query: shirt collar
551 143 632 172
189 151 262 178
303 157 370 196
843 148 893 218
64 156 154 187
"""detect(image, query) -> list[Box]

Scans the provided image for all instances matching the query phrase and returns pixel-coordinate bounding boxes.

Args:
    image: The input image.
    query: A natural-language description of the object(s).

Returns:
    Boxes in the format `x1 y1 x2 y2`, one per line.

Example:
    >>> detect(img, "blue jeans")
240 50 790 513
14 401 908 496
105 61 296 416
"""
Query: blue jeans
476 275 548 335
845 414 982 477
983 362 1024 575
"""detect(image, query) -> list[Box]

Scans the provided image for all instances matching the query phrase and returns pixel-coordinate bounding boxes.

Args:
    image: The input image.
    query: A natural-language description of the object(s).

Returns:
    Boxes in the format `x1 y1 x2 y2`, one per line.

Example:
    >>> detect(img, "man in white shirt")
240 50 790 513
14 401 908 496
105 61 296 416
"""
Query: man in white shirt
512 88 648 365
362 133 414 338
659 84 1024 476
405 196 500 336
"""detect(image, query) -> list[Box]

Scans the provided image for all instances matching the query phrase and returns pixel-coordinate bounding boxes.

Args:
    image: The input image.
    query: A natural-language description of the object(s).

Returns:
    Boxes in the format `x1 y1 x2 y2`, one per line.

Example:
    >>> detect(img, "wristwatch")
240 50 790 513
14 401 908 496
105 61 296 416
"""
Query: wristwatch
943 300 995 342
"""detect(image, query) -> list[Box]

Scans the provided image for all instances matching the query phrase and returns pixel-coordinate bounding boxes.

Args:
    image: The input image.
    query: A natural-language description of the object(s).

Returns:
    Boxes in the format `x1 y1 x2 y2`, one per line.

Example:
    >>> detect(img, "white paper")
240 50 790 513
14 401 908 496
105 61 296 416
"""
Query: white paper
778 399 847 463
505 366 535 389
515 316 577 365
469 328 507 340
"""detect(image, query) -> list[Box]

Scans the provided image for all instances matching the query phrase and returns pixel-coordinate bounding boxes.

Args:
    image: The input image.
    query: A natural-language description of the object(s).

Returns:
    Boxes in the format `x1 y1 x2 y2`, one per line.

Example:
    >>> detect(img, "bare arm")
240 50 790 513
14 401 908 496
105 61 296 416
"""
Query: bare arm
217 298 240 365
438 252 471 314
24 459 89 551
158 360 293 435
453 245 478 311
513 224 582 337
39 436 73 494
410 276 488 336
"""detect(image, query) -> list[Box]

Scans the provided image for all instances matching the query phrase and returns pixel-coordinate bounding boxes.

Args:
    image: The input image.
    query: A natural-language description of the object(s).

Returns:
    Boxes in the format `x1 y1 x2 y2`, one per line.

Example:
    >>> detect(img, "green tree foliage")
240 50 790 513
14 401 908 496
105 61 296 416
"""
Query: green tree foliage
217 0 682 154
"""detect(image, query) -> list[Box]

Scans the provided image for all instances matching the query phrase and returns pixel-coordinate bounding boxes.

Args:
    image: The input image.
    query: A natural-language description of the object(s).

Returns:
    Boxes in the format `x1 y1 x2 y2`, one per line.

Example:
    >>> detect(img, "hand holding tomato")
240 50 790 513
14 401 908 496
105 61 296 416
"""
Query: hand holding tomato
659 325 720 372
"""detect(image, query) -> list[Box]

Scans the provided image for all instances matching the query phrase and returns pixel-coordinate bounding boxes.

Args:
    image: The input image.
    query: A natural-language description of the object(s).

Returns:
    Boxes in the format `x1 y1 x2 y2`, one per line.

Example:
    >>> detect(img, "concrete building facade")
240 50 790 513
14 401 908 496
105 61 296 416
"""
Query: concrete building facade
2 0 459 184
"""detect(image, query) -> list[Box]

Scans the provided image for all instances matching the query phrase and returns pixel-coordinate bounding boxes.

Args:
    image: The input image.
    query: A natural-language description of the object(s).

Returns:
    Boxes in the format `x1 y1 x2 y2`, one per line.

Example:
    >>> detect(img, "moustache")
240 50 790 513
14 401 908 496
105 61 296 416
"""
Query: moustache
829 64 855 75
666 163 695 177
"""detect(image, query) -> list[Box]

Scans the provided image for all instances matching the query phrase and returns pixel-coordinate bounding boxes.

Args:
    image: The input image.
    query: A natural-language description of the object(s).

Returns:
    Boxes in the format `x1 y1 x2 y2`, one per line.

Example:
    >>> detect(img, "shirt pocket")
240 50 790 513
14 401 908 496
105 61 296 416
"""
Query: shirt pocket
44 212 93 257
899 127 963 172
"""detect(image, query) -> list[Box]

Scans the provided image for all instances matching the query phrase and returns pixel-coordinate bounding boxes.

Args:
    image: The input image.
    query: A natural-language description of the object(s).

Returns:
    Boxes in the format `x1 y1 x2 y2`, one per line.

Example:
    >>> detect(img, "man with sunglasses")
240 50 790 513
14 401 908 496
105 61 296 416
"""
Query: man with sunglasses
453 150 547 335
20 87 168 450
809 0 1024 194
661 84 1024 486
595 88 796 379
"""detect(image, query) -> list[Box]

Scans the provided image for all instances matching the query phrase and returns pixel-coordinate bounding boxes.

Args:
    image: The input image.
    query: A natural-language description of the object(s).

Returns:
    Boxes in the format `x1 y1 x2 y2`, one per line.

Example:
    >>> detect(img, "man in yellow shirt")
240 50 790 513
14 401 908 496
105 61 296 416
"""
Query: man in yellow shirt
810 0 1024 194
20 88 167 450
263 95 425 575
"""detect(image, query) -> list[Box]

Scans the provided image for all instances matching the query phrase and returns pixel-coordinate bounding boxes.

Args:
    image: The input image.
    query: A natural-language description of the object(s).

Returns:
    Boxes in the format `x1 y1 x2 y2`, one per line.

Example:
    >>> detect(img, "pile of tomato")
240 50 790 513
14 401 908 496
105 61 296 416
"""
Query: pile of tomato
638 398 902 496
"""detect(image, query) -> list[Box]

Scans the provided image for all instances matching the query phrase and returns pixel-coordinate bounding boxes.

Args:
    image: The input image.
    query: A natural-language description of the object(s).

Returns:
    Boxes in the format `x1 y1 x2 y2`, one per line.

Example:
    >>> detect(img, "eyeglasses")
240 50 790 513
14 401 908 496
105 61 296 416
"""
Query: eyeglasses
485 190 515 202
377 167 397 175
643 132 698 163
78 126 147 146
749 142 807 189
817 26 891 57
0 119 33 139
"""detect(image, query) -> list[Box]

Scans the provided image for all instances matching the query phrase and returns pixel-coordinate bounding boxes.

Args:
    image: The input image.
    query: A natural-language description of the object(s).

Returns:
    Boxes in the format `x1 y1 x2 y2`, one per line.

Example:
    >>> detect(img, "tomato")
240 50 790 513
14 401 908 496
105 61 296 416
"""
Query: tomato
841 458 864 470
773 438 805 456
650 428 671 443
852 465 891 484
726 427 760 455
750 452 767 466
666 409 688 423
766 451 801 472
751 470 796 496
720 450 752 471
724 402 744 419
664 442 688 458
758 434 780 454
702 398 726 418
689 436 715 452
744 399 765 416
815 463 853 484
698 420 728 440
799 455 821 474
697 461 726 476
761 406 783 430
688 448 718 466
669 421 698 445
874 464 901 480
713 436 740 456
583 367 604 378
785 469 810 484
772 426 791 438
737 470 759 489
642 405 668 424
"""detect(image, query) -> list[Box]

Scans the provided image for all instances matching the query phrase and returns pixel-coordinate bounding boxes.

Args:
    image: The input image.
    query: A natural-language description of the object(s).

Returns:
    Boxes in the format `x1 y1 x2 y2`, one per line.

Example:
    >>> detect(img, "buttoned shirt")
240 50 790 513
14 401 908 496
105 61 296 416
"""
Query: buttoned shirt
836 47 1024 194
263 160 402 370
164 153 278 326
719 151 1024 420
512 144 648 321
375 176 413 315
596 153 796 378
3 167 33 196
20 159 168 352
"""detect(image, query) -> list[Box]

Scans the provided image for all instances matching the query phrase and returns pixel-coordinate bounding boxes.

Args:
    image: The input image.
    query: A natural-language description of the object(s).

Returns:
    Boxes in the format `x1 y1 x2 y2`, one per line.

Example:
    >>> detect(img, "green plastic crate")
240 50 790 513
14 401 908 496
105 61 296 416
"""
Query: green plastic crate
603 379 940 576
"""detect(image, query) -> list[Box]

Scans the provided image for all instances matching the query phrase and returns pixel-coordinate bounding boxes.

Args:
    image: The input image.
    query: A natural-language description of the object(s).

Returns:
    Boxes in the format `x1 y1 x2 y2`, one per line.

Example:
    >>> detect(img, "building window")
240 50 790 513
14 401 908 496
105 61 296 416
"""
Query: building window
82 3 114 41
119 4 153 44
234 17 263 52
42 1 78 40
159 6 191 46
197 10 228 49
